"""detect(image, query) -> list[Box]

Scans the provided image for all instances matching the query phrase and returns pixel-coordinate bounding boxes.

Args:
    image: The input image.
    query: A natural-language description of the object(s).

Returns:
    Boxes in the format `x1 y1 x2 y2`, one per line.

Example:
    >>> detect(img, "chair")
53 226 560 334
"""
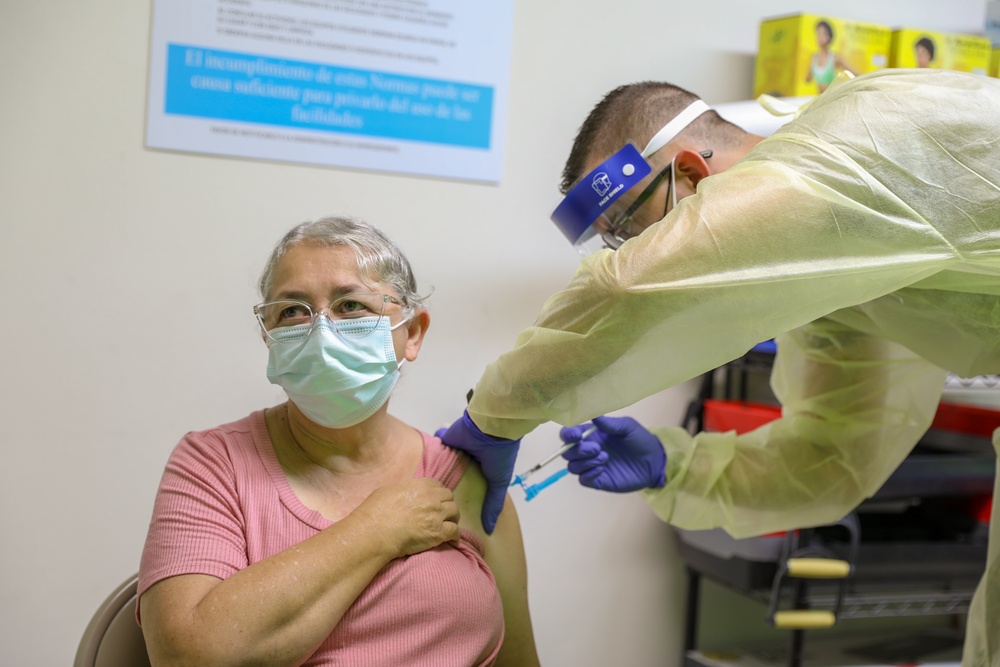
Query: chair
74 573 151 667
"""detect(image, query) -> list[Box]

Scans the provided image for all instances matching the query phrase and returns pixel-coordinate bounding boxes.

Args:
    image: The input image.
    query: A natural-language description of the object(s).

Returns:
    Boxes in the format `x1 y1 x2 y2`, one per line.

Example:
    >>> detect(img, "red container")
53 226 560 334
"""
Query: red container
703 398 1000 438
702 399 780 435
931 401 1000 438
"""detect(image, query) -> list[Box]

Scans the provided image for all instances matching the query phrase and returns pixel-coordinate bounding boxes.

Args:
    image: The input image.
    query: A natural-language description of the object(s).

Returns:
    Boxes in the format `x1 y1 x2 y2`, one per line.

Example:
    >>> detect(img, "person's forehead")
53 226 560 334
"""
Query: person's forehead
271 244 367 289
280 241 356 267
581 155 605 179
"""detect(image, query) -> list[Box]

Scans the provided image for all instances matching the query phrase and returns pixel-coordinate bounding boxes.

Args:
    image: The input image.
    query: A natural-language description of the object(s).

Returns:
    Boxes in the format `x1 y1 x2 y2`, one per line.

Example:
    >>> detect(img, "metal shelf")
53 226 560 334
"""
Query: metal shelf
813 590 973 619
747 589 974 620
680 355 994 667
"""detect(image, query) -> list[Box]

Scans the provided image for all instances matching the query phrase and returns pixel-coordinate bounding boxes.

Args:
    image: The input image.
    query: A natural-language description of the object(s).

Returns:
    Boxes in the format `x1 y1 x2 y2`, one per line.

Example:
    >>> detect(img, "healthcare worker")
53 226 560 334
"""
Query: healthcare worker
439 68 1000 666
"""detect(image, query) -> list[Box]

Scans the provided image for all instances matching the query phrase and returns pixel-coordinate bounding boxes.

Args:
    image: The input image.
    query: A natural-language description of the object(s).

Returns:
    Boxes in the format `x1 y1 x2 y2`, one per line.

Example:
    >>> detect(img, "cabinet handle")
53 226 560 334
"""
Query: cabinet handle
786 558 851 579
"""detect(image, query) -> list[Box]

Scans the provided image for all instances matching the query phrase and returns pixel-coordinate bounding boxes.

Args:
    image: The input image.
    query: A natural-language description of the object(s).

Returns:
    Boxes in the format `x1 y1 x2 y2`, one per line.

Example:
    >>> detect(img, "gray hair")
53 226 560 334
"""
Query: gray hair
258 216 426 309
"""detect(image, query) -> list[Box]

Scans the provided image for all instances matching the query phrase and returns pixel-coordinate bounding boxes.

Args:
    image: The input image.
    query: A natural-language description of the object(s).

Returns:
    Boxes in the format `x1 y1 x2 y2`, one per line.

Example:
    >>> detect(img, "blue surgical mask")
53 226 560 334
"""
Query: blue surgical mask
265 315 408 428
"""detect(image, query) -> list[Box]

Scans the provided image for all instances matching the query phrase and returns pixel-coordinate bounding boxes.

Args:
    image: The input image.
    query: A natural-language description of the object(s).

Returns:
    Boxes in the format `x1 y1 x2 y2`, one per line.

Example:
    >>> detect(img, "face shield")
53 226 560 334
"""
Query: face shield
551 100 711 254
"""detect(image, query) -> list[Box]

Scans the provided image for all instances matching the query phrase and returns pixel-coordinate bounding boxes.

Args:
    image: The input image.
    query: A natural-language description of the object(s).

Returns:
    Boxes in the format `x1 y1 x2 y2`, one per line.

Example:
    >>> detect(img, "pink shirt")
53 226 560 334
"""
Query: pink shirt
139 411 504 666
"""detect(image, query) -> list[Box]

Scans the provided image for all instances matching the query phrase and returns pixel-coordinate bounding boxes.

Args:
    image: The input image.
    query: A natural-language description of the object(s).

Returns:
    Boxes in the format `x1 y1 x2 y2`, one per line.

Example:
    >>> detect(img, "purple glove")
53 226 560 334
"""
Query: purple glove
560 415 666 493
438 410 520 534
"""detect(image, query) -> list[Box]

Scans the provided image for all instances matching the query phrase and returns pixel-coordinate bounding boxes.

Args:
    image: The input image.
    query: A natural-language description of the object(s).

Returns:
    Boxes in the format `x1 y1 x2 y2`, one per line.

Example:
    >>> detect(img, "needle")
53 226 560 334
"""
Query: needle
510 425 597 492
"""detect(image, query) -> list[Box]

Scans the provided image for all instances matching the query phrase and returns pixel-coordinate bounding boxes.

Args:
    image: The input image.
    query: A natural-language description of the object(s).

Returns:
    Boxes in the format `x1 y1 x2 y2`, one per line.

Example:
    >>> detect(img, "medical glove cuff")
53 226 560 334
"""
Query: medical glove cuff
439 410 521 533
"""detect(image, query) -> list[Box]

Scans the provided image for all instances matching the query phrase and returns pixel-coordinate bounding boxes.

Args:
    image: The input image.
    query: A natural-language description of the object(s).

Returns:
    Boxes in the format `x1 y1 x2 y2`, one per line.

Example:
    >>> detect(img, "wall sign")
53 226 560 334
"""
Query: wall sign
147 0 513 183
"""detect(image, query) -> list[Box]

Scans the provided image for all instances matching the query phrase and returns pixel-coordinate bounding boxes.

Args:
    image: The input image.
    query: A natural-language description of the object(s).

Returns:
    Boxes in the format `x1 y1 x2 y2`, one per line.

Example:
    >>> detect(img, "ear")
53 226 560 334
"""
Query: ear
673 149 713 197
400 309 430 362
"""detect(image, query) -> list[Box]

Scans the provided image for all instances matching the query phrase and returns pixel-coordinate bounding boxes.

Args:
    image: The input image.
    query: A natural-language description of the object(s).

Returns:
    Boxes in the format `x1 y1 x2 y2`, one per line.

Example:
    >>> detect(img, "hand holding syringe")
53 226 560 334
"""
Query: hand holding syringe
510 426 597 501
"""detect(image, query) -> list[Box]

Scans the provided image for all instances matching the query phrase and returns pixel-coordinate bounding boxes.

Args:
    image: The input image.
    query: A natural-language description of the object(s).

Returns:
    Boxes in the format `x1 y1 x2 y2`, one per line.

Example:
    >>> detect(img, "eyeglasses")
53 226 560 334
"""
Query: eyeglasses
253 292 406 343
602 149 713 250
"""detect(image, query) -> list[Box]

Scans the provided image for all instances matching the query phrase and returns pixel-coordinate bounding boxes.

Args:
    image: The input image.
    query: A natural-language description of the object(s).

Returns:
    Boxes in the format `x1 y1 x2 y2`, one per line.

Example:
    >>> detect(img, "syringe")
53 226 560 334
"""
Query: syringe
510 426 597 501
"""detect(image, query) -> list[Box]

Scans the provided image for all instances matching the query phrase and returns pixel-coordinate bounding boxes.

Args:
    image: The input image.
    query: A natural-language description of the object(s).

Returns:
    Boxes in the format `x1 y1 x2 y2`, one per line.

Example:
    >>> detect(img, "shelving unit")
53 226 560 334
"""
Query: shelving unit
678 346 996 667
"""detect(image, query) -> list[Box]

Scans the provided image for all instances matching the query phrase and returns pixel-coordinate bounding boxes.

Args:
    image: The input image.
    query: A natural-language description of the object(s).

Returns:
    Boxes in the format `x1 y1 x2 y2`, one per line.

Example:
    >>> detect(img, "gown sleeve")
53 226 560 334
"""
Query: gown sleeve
641 317 946 538
469 141 959 440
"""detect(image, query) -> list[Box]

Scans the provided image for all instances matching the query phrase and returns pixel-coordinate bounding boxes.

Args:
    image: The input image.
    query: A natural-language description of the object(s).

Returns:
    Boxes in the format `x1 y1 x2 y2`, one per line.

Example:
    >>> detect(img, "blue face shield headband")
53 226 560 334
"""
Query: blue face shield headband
551 100 711 254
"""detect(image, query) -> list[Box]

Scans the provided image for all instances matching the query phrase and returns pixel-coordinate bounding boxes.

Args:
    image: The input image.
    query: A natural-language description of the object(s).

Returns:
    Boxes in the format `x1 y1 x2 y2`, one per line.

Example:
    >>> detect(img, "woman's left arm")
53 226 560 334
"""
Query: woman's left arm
456 467 541 667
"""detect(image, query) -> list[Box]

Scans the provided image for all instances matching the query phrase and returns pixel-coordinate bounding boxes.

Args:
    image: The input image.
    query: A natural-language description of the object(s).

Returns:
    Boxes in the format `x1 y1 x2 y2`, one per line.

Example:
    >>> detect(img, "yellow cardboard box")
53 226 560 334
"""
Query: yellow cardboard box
985 1 1000 48
990 48 1000 77
889 29 991 74
754 14 891 97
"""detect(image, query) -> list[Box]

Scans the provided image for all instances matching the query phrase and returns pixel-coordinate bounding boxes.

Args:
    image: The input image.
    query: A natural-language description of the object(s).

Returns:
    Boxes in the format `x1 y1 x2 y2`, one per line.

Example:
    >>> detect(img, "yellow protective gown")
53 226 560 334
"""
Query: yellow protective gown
468 69 1000 665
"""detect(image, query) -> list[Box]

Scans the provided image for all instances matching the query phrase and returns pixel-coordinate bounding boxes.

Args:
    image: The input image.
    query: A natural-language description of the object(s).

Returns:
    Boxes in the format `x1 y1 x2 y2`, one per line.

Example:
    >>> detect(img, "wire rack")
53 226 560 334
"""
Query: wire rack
944 373 1000 390
755 589 975 620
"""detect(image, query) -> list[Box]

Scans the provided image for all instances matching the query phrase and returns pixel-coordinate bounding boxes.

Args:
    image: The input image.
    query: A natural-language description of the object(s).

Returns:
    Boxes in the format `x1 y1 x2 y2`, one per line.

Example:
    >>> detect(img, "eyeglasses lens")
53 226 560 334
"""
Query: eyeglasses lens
254 293 391 341
610 166 671 232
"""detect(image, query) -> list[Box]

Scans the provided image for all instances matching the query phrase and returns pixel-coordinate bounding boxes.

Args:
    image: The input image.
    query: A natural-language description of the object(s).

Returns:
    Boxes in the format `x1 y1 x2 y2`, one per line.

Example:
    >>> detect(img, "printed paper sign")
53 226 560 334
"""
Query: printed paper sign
147 1 513 183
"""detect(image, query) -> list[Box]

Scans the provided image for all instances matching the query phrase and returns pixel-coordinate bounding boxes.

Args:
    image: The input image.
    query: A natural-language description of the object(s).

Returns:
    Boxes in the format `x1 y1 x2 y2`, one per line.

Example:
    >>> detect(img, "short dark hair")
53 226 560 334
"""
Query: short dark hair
560 81 744 194
916 36 935 60
816 20 833 41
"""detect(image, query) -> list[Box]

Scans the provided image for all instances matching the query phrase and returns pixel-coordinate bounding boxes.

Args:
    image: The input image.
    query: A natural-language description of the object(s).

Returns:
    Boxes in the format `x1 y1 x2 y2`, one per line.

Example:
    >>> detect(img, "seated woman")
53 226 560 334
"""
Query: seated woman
138 217 539 666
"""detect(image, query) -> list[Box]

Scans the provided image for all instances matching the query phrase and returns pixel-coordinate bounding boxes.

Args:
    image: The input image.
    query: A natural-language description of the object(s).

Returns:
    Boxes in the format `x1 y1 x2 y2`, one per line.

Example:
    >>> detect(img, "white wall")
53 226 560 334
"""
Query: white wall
0 1 989 665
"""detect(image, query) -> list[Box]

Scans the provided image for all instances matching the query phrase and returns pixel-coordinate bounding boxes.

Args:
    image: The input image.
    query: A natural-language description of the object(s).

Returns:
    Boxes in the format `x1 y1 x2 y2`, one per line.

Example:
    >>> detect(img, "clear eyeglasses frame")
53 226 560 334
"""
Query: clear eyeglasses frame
602 149 714 250
253 292 406 343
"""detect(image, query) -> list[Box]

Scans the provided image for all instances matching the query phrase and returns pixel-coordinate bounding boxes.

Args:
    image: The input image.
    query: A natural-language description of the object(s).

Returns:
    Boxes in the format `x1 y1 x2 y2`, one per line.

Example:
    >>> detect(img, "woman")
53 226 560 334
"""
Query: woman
138 217 539 666
805 20 858 93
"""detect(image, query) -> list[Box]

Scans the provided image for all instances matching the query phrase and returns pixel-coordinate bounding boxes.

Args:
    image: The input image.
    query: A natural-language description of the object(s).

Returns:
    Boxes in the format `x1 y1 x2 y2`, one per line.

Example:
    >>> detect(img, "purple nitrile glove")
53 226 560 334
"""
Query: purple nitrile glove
560 415 666 493
438 410 520 533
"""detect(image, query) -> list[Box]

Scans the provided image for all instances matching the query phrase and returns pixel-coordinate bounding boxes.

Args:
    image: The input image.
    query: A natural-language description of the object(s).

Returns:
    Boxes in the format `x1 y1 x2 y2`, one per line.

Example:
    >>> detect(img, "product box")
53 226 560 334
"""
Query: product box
754 14 891 97
986 1 1000 46
983 0 999 76
889 28 991 74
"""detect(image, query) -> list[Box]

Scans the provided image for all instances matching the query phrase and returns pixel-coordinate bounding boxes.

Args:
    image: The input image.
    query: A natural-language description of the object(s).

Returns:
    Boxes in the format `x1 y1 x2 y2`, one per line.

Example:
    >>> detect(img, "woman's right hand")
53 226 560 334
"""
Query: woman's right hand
352 477 462 558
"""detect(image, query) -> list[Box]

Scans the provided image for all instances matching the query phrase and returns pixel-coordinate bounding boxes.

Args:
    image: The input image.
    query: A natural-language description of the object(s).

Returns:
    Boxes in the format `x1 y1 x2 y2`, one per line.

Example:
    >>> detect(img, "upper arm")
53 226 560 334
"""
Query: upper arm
454 463 540 667
482 495 540 667
138 434 248 659
139 434 248 600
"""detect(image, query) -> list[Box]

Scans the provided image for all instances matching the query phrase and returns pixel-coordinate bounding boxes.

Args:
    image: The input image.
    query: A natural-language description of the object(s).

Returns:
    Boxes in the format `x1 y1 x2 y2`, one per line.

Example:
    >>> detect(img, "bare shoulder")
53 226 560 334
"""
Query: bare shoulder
452 457 521 549
453 456 490 544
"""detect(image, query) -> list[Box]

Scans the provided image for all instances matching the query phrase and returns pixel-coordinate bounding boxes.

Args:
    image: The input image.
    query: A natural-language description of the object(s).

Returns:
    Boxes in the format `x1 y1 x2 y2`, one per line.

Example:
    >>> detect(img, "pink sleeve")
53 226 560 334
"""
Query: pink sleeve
138 432 248 607
422 432 469 490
